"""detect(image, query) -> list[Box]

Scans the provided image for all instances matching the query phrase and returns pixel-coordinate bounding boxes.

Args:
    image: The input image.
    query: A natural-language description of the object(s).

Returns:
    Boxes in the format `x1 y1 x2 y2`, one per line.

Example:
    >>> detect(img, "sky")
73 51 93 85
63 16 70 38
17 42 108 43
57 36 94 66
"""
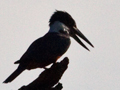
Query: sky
0 0 120 90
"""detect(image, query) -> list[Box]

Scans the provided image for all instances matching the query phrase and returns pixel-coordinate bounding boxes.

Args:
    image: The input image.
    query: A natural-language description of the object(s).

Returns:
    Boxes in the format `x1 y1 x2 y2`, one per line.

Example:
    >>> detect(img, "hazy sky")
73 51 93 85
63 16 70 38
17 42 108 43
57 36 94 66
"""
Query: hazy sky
0 0 120 90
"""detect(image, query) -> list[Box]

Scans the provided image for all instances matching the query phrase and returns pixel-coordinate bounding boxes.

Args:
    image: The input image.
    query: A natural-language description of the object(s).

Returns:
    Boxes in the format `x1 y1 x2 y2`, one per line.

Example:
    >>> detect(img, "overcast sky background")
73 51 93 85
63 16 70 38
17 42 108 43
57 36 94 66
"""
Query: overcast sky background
0 0 120 90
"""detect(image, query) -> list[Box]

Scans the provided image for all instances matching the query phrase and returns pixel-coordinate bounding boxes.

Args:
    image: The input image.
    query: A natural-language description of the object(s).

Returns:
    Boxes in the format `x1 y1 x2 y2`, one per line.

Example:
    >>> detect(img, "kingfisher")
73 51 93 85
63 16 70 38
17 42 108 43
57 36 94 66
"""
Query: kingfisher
3 10 94 83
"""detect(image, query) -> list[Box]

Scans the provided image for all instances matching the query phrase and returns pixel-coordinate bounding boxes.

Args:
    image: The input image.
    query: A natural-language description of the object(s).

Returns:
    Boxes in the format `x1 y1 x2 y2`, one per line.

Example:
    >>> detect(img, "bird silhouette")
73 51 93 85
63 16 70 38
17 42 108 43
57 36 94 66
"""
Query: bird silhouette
3 10 94 83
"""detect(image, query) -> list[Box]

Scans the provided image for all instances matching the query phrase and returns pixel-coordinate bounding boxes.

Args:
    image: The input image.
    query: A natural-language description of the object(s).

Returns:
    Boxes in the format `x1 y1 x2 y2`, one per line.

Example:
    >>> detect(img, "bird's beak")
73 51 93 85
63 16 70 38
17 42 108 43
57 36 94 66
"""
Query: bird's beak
70 27 94 51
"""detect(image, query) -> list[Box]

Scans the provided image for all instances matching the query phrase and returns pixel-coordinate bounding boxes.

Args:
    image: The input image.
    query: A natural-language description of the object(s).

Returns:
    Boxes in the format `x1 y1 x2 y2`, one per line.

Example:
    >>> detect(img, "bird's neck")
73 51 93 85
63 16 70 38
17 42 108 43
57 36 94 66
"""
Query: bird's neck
48 21 69 33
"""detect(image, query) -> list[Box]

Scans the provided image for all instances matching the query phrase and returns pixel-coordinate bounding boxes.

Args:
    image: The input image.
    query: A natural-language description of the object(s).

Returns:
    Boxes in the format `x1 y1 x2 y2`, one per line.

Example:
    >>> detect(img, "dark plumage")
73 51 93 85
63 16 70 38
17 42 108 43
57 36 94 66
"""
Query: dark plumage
3 33 70 83
49 10 76 27
3 10 94 83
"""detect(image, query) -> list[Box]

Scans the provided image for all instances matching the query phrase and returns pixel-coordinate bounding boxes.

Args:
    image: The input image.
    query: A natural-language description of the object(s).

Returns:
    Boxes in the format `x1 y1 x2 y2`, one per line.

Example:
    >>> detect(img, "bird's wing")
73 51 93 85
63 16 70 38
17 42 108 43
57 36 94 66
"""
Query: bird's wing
15 33 70 65
15 33 59 63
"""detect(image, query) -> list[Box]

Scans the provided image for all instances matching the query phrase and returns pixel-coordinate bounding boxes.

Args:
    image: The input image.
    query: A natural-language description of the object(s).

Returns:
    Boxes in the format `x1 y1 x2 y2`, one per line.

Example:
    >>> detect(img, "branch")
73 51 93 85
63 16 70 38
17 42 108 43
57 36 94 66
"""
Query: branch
19 57 69 90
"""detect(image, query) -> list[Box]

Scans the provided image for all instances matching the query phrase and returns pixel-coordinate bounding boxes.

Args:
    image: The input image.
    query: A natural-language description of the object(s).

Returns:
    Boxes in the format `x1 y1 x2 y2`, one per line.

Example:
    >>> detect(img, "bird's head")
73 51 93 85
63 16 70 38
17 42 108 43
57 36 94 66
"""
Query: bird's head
49 10 94 51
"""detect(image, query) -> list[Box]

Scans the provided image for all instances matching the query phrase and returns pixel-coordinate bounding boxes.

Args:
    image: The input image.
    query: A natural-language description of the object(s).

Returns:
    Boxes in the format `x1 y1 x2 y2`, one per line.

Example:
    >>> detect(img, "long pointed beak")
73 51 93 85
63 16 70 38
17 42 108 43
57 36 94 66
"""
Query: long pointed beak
70 27 94 51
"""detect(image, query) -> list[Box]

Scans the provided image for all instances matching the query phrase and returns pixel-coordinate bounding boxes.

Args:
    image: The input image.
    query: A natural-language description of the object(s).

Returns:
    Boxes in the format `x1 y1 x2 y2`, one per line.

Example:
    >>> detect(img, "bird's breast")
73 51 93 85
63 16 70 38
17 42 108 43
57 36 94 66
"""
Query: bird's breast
44 33 71 56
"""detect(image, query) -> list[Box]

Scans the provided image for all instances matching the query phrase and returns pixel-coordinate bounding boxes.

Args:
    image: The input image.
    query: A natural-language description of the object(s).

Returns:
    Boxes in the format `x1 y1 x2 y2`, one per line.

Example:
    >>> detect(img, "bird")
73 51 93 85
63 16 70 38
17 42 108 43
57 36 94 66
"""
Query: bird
3 10 94 83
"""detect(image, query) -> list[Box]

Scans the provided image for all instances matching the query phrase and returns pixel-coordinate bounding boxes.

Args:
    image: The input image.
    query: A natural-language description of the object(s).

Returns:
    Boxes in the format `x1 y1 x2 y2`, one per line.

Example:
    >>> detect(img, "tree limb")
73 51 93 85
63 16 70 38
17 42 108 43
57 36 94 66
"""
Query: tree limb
19 57 69 90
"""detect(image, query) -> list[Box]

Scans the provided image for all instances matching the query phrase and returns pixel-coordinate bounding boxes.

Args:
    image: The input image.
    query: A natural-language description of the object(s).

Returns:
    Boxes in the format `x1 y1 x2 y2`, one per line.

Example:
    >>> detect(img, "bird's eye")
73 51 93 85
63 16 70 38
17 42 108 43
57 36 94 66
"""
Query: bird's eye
59 29 69 34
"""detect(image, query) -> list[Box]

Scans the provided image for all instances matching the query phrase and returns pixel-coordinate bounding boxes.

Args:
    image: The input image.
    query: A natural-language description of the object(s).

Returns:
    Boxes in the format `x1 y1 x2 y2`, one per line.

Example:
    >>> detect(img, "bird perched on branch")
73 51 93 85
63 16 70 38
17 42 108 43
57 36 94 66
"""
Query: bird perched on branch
3 10 94 83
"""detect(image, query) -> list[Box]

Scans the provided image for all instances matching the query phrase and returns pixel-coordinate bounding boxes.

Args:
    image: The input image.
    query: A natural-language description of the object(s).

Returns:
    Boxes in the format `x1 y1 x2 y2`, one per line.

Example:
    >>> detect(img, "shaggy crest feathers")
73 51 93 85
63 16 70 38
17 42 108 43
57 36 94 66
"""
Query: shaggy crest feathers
49 10 76 28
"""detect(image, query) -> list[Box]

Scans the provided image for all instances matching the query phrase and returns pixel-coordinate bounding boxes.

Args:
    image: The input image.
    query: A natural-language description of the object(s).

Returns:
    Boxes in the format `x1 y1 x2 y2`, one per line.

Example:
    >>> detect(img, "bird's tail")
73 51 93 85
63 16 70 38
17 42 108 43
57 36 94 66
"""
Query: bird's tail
3 66 25 83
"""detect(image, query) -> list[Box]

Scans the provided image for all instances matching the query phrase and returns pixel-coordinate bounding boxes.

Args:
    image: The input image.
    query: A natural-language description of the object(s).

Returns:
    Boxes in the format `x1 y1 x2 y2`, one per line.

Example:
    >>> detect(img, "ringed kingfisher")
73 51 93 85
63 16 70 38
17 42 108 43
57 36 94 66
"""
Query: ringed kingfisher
3 10 94 83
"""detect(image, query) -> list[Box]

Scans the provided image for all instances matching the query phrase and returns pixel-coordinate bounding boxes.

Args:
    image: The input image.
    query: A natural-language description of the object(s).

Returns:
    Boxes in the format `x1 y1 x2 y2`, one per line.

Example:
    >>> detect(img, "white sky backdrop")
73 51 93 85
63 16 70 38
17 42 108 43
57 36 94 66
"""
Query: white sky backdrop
0 0 120 90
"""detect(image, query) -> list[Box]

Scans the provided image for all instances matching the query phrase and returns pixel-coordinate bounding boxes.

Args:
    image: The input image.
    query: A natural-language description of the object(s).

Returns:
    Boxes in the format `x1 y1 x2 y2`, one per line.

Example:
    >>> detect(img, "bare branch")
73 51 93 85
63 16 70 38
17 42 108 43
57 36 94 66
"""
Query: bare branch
19 57 69 90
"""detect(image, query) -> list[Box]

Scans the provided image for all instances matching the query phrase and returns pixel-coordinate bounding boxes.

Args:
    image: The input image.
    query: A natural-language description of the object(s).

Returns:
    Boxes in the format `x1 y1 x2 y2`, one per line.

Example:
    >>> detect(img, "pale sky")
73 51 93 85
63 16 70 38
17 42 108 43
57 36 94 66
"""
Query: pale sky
0 0 120 90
